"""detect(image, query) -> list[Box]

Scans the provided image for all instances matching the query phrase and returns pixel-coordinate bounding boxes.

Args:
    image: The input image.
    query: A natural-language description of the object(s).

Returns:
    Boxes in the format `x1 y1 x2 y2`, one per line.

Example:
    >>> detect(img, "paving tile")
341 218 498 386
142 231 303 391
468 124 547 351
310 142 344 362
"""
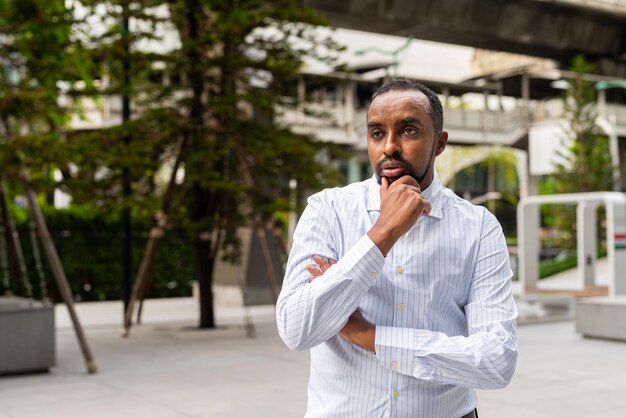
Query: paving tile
1 298 626 418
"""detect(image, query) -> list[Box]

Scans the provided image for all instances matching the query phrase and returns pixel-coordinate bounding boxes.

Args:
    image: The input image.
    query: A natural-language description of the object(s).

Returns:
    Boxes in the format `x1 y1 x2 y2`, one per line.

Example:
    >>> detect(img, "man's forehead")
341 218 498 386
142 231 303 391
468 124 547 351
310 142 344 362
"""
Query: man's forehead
368 90 431 118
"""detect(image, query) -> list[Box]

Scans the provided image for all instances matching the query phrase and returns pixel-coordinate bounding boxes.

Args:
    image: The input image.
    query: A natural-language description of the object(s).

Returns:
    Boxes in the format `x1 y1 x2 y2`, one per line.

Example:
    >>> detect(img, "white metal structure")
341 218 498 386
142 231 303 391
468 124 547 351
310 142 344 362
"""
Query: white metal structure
518 192 626 296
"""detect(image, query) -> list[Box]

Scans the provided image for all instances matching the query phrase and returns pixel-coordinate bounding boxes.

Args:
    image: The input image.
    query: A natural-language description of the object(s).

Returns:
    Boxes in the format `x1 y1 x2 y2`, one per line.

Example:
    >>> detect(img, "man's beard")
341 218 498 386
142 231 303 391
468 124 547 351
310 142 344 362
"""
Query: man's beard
375 153 431 186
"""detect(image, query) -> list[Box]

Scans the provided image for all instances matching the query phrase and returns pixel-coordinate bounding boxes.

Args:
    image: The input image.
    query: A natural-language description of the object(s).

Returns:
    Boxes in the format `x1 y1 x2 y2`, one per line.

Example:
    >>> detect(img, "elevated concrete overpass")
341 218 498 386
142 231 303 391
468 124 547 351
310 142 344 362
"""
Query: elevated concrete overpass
305 0 626 77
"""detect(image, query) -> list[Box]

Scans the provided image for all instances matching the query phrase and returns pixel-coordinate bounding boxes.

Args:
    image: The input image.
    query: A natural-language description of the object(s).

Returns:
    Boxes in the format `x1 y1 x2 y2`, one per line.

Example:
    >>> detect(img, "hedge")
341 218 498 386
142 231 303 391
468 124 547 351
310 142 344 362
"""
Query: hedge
1 206 194 302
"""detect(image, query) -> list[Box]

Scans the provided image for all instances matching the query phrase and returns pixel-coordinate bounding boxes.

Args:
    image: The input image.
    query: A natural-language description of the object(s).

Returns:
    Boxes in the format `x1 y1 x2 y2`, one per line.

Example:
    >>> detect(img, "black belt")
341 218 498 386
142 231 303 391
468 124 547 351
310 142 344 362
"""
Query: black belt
460 409 478 418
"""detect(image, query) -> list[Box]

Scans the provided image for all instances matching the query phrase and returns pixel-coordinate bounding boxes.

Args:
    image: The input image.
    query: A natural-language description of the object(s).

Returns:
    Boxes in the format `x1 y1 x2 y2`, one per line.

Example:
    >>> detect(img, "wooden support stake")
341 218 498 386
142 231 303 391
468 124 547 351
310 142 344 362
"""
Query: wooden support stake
124 136 186 336
232 141 280 304
135 260 154 324
238 265 255 338
254 223 278 303
0 181 29 296
22 177 97 374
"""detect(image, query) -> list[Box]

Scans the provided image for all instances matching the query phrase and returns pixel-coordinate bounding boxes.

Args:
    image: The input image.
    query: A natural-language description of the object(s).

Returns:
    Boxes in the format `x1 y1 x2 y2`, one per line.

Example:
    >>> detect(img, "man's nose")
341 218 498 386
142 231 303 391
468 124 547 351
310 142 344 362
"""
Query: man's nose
382 133 401 157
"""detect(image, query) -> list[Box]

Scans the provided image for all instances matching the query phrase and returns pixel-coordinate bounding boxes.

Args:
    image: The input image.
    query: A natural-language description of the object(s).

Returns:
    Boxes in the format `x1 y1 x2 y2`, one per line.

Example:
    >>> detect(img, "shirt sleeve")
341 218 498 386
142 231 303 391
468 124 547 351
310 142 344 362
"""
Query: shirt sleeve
374 211 518 390
276 191 385 352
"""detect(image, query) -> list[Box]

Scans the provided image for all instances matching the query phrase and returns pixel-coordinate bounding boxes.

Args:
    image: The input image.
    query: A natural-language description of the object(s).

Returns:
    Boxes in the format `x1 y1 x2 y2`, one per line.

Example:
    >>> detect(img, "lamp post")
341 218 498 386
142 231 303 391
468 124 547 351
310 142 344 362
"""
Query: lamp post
354 36 414 80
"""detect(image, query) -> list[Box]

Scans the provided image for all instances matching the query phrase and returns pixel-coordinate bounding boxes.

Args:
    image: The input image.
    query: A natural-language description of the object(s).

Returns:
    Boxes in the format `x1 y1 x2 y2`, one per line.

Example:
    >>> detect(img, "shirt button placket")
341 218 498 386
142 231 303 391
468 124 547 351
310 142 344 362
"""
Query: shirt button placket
388 257 401 416
396 266 406 328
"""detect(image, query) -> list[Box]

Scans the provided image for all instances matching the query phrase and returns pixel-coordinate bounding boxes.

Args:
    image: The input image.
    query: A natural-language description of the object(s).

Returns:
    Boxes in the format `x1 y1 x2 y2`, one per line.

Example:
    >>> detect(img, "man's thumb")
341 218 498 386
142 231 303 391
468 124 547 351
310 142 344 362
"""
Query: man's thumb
380 177 389 196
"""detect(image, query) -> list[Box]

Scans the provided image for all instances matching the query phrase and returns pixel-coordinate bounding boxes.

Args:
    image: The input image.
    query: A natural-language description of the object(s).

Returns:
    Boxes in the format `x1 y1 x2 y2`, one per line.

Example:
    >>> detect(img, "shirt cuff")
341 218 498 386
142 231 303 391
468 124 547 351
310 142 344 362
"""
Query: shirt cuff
335 234 385 292
374 326 415 376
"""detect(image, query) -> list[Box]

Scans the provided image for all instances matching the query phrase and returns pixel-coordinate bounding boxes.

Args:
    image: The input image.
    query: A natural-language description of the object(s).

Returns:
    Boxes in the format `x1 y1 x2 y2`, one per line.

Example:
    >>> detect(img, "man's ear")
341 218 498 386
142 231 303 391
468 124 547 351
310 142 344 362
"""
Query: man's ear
435 131 448 156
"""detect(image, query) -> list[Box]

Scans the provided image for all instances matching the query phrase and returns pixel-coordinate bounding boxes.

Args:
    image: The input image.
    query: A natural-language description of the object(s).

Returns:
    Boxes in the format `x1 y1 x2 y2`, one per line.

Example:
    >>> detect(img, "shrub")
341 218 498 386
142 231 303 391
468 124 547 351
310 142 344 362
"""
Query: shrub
3 206 194 302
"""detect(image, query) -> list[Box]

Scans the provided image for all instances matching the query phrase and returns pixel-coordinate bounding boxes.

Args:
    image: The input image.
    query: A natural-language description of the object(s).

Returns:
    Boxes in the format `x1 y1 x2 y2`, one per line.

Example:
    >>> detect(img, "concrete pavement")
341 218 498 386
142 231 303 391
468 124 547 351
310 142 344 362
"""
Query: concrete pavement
0 297 625 418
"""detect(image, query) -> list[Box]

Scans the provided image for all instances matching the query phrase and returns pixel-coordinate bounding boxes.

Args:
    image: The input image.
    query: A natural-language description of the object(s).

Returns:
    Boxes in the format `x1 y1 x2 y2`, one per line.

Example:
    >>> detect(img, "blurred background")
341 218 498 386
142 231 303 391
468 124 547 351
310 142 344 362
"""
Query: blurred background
1 1 626 417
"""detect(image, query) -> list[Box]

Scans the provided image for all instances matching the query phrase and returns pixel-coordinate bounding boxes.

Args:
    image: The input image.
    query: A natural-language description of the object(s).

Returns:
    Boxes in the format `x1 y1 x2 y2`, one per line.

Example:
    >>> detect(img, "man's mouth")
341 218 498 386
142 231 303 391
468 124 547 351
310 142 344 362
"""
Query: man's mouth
380 162 408 178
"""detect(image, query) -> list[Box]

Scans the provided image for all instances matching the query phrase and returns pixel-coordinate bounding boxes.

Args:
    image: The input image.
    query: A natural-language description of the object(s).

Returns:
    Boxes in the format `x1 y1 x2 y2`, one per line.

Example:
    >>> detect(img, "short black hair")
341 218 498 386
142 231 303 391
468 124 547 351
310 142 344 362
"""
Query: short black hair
371 79 444 134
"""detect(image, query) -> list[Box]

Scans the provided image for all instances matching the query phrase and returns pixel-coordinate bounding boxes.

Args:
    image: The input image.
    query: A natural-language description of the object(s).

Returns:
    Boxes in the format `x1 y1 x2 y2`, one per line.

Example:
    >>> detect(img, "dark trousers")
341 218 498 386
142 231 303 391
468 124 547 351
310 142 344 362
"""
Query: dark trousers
460 409 478 418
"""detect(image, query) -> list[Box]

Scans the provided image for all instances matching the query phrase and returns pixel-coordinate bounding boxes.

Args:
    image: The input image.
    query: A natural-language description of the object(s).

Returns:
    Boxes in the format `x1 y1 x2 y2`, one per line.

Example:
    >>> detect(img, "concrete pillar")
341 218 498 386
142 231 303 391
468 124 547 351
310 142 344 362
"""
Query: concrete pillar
347 157 362 184
442 87 450 109
344 80 356 140
297 78 305 125
287 179 297 252
521 73 530 125
597 89 606 118
481 90 488 136
606 198 626 296
516 150 529 199
519 193 626 297
518 201 540 291
576 202 598 288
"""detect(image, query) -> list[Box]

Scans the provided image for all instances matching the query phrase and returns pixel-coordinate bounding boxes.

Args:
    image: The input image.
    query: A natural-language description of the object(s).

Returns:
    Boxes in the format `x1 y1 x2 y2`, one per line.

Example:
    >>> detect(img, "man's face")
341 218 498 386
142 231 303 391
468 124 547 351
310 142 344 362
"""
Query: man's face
367 89 447 188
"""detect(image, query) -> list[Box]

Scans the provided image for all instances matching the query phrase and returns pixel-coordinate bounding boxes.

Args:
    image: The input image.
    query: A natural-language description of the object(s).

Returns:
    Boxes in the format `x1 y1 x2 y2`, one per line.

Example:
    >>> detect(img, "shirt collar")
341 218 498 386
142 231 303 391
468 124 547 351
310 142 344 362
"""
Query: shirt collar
366 169 444 219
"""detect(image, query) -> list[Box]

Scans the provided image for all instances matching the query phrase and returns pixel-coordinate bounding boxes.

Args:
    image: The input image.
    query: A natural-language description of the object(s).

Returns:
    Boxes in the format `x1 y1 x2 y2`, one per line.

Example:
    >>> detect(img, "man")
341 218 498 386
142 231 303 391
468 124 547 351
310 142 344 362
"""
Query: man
276 79 517 418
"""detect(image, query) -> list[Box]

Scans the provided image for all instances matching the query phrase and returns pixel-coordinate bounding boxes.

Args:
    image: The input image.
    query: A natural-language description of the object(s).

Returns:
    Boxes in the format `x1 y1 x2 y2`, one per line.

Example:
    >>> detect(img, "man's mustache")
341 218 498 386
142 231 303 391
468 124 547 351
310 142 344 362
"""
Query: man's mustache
376 155 412 172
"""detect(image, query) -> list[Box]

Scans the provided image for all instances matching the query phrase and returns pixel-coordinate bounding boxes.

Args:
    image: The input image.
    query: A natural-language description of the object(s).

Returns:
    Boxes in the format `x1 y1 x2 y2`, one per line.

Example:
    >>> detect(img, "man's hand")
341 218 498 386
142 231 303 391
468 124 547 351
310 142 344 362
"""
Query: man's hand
308 255 376 353
339 309 375 352
306 255 336 282
368 175 431 256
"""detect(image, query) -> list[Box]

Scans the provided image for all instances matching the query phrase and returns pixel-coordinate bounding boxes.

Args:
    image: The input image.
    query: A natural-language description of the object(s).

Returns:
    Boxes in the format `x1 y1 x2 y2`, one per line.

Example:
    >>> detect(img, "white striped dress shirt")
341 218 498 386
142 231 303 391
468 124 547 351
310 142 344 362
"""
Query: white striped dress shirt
276 171 518 418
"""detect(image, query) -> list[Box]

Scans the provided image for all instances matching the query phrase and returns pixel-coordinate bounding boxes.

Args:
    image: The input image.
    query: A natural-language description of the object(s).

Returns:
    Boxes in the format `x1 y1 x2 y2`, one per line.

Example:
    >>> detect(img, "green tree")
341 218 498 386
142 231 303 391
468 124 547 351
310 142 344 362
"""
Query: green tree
61 0 173 213
164 0 342 328
0 0 91 185
553 55 613 193
0 0 96 299
62 1 342 328
550 55 613 249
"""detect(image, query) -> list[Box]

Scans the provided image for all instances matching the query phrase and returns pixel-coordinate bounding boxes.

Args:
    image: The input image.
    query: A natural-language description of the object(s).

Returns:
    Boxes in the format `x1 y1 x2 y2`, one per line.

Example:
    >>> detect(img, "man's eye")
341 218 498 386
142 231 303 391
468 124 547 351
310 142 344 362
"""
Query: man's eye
370 130 384 139
403 127 417 135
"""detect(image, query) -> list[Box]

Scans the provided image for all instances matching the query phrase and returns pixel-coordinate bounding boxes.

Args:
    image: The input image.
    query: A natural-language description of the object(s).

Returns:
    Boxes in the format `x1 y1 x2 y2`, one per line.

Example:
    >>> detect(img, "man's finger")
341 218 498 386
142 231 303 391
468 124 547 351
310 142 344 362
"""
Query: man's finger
307 264 323 278
394 174 420 191
422 200 432 217
380 176 389 198
329 258 337 265
313 255 331 272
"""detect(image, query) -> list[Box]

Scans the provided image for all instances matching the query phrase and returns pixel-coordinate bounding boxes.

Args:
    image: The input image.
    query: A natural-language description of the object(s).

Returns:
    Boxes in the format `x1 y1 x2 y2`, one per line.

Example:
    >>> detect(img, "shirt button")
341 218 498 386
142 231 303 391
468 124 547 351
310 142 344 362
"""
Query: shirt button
398 303 405 311
396 267 404 274
391 360 398 369
392 390 399 399
370 271 378 279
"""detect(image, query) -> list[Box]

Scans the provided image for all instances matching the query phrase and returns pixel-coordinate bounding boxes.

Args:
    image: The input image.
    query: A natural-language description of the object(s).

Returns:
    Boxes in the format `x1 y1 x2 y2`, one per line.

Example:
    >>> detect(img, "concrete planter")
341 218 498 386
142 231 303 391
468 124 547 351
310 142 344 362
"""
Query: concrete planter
0 296 55 375
576 296 626 341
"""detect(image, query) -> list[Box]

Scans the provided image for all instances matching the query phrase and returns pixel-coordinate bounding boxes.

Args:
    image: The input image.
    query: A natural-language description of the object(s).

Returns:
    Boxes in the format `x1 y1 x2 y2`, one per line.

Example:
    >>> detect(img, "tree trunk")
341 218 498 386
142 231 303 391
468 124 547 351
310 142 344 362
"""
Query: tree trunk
182 0 217 328
196 235 215 328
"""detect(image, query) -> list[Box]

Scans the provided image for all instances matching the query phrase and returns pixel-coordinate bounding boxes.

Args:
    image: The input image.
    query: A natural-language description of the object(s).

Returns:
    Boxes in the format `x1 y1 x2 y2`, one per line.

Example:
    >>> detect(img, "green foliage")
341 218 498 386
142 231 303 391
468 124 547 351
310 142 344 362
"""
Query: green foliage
547 55 613 250
539 255 577 279
0 0 92 189
1 205 194 301
450 147 519 235
57 1 175 214
1 1 343 324
62 0 343 231
553 55 613 193
157 0 343 262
